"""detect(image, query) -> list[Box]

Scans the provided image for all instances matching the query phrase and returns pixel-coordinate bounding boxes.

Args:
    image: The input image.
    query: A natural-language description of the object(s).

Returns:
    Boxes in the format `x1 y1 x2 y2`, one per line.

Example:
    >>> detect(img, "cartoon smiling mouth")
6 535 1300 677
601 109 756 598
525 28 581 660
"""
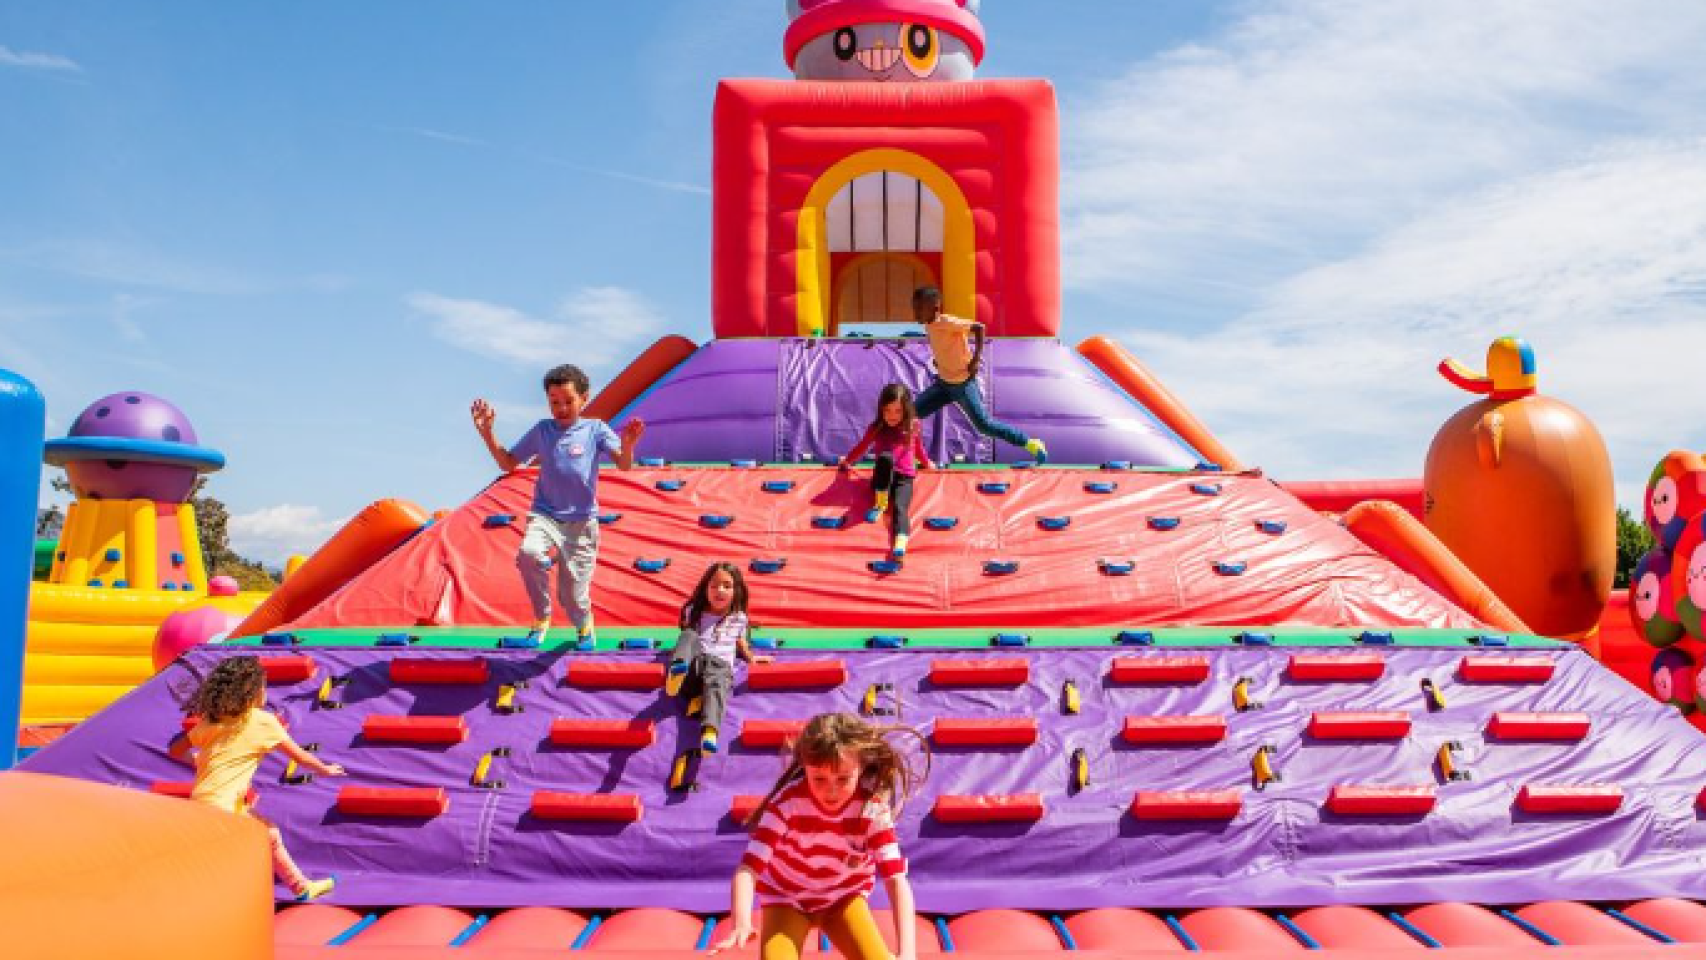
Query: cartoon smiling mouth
856 46 902 73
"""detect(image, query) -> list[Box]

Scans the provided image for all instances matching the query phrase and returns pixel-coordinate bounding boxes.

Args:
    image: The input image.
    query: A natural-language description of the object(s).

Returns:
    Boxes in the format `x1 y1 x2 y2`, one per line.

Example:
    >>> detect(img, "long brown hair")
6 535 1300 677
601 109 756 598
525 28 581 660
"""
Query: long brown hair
747 712 930 826
186 655 266 724
681 561 750 629
869 383 918 437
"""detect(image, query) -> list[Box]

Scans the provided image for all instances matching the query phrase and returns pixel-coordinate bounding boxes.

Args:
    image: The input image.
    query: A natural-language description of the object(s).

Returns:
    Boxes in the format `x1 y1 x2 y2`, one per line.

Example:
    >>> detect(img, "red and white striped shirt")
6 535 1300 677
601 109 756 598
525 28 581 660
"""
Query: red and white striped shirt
740 780 907 913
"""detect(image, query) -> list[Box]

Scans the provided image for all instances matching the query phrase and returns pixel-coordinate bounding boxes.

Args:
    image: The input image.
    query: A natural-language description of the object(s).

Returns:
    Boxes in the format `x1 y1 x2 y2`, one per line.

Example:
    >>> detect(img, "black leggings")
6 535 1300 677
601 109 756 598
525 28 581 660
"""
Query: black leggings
872 453 915 537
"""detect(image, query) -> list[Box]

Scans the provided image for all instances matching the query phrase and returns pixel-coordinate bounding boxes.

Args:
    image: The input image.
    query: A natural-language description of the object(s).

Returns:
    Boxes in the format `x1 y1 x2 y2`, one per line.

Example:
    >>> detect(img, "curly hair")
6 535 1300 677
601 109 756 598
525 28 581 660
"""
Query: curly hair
747 712 930 826
186 655 266 724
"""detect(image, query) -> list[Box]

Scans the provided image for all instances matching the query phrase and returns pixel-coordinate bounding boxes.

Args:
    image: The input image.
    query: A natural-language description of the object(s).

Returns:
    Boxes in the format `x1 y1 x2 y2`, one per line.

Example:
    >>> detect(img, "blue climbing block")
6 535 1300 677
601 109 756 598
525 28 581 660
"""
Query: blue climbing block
656 479 686 491
749 558 787 574
984 560 1020 576
1103 460 1132 470
1213 560 1248 576
634 558 671 573
924 517 959 531
1256 519 1288 535
700 515 734 529
619 637 657 651
1190 483 1223 497
977 481 1010 495
104 548 121 561
1084 481 1117 494
1012 460 1037 470
1037 517 1071 531
1471 633 1510 647
991 633 1030 647
498 634 542 650
482 514 515 528
597 512 622 524
761 479 795 493
162 582 176 591
112 580 128 589
86 579 102 588
729 459 759 468
1099 559 1134 576
1358 630 1396 645
637 457 668 467
751 636 781 651
171 551 185 565
868 559 903 575
1236 631 1273 646
1115 630 1155 646
868 634 906 649
376 633 416 647
1196 461 1223 472
1148 517 1181 531
811 516 847 530
261 632 299 646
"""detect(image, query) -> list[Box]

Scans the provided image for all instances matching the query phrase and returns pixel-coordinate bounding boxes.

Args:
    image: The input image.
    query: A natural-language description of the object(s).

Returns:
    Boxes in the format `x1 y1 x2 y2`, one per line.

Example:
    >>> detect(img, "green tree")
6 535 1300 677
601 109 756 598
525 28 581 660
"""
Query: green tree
1615 506 1656 589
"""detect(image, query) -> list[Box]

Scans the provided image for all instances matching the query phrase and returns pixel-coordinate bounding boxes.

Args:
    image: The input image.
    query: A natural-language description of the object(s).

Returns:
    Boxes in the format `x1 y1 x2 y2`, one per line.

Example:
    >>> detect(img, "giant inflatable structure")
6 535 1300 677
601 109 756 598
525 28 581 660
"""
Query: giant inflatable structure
9 1 1706 957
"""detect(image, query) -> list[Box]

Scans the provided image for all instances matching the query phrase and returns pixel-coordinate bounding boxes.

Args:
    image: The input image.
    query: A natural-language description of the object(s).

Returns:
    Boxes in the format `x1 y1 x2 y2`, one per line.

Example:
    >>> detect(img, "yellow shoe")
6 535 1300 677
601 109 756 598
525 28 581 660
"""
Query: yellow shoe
525 620 550 644
891 534 909 559
665 661 689 698
1025 438 1049 465
686 696 703 719
295 876 336 902
700 724 719 754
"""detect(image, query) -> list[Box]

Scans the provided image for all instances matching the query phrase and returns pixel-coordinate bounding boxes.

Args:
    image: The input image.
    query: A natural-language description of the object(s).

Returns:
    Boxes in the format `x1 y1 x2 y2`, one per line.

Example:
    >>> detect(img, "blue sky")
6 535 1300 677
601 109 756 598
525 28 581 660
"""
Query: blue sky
5 1 1706 565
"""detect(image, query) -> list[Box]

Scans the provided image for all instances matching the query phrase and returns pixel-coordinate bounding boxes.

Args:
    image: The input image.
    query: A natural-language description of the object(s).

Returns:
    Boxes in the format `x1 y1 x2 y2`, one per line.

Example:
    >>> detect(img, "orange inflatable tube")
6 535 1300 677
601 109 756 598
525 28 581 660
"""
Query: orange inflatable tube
230 498 429 639
0 771 273 959
1280 479 1423 519
583 334 698 422
1076 335 1242 471
1344 499 1531 635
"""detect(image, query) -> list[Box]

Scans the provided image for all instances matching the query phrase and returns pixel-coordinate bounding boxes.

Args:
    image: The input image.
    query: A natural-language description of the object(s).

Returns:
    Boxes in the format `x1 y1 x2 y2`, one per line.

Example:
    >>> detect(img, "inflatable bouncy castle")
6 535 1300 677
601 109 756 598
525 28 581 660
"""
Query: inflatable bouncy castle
11 2 1706 957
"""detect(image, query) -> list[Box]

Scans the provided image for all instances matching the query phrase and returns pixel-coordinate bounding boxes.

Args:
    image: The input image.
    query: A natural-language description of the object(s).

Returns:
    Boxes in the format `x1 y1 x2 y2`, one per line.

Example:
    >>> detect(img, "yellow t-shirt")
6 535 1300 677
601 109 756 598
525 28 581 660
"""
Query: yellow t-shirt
924 314 978 384
189 707 287 814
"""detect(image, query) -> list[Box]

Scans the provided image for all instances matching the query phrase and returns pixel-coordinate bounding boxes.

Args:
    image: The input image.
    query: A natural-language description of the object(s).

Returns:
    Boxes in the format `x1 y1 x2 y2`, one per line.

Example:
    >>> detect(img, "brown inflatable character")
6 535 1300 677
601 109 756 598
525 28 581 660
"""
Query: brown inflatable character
1424 337 1614 644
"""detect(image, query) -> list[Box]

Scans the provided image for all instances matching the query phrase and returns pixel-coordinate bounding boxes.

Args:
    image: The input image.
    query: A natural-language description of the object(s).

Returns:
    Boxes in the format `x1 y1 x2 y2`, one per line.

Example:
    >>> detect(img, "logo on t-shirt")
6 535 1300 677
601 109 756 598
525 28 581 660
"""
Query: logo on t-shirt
568 444 586 457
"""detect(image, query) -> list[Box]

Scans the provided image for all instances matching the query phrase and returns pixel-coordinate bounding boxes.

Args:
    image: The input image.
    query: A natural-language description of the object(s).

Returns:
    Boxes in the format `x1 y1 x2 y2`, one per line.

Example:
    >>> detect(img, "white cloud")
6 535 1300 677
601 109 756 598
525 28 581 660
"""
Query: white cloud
1061 0 1706 506
1112 141 1706 495
1062 0 1706 296
110 293 150 344
228 504 347 567
0 44 81 73
411 286 666 370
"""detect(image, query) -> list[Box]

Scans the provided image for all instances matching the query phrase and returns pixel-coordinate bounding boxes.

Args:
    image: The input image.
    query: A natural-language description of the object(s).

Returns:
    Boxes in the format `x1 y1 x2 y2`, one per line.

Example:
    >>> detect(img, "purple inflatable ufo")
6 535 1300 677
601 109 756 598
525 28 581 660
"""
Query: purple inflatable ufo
43 391 224 501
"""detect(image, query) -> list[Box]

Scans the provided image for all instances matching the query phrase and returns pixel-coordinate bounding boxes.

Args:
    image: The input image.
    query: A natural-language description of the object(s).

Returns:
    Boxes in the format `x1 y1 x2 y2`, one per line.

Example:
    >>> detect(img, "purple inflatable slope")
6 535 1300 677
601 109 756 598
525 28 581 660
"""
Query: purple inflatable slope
24 642 1706 913
616 337 1202 467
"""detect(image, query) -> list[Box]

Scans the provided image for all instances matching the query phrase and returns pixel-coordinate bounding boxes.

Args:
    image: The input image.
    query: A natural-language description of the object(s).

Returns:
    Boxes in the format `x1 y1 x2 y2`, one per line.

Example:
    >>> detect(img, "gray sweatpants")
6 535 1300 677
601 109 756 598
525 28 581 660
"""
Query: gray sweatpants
670 627 734 732
517 513 599 630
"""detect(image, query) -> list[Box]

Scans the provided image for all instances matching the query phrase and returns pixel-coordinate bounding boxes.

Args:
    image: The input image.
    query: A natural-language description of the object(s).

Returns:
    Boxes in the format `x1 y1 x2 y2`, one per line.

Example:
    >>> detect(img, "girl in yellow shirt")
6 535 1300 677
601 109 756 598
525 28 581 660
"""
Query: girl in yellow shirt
169 655 344 901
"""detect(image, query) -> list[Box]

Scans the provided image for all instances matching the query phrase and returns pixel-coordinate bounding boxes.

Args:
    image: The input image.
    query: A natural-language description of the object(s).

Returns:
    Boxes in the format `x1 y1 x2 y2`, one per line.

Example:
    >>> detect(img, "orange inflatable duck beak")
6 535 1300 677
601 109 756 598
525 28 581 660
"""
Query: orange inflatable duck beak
1438 336 1538 400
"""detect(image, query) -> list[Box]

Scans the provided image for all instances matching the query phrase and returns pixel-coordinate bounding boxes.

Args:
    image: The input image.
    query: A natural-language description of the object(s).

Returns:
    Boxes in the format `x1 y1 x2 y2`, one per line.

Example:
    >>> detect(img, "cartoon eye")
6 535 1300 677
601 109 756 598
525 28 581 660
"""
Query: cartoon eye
1651 477 1679 524
1654 666 1674 702
1691 545 1706 607
833 27 857 61
1634 571 1663 621
902 24 939 77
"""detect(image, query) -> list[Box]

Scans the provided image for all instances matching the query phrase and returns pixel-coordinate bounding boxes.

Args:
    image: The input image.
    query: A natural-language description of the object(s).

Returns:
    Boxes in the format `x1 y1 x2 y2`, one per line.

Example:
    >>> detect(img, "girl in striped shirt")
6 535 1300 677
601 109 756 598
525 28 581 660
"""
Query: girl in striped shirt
665 562 768 754
711 713 930 960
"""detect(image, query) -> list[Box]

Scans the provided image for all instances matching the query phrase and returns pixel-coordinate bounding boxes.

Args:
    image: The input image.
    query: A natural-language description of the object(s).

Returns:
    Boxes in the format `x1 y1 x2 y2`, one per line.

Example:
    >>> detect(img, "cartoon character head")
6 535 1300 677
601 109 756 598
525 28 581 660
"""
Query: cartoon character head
1651 646 1696 712
785 0 984 82
1678 519 1706 642
1632 548 1686 648
1644 450 1706 552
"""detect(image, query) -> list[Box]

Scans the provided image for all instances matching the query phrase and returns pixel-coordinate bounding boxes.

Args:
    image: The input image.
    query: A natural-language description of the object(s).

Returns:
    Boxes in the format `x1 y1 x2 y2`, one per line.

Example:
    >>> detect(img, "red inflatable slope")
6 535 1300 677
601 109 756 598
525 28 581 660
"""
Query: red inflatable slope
283 467 1483 631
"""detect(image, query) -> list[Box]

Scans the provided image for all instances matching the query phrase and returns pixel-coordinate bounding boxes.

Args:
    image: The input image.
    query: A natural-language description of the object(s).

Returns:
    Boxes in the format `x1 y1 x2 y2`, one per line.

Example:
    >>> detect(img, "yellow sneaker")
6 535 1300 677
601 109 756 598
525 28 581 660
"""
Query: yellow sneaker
295 876 336 902
665 661 689 698
700 724 719 754
686 696 703 719
891 534 909 559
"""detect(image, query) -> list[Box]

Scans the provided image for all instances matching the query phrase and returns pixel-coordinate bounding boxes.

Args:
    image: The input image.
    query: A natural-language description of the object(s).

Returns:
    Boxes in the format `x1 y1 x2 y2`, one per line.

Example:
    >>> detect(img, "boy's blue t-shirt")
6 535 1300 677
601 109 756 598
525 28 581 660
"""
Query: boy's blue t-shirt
509 418 621 521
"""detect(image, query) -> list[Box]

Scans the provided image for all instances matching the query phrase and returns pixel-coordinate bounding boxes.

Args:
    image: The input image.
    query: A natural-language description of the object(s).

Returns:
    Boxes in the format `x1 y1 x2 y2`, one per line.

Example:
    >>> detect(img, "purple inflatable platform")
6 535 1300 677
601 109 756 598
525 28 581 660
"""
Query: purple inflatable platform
23 642 1706 913
616 337 1202 467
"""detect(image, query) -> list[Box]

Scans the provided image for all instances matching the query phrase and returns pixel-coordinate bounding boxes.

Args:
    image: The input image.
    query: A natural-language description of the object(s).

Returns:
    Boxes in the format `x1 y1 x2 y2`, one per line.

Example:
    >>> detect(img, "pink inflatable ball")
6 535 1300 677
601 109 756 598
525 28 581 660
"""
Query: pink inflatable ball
152 604 243 672
207 575 239 597
1631 549 1686 648
1650 645 1697 713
